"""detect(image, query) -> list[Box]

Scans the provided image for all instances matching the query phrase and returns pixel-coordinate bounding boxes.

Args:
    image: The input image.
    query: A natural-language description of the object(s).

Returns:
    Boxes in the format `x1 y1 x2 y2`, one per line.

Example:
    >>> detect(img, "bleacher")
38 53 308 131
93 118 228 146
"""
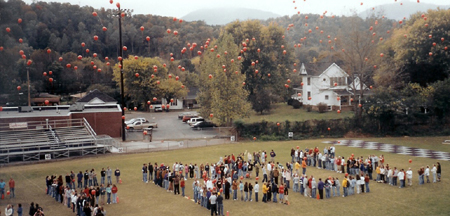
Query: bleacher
0 118 111 163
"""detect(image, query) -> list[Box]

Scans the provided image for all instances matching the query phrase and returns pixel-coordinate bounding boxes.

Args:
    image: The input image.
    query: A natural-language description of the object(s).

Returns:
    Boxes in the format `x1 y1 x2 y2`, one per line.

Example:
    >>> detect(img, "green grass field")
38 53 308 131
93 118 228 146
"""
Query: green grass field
240 103 354 123
0 136 449 216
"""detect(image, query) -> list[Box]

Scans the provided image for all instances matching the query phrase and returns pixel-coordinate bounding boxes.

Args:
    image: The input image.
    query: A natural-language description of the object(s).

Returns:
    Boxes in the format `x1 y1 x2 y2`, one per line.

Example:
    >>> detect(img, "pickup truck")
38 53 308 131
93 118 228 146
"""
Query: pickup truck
126 120 158 130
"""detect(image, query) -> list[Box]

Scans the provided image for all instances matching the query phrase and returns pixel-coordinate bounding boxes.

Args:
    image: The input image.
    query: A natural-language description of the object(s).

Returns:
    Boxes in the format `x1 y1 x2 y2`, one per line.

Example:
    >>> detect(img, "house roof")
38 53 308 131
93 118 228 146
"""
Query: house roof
333 89 353 96
318 63 349 78
77 89 116 103
186 87 199 100
302 62 336 76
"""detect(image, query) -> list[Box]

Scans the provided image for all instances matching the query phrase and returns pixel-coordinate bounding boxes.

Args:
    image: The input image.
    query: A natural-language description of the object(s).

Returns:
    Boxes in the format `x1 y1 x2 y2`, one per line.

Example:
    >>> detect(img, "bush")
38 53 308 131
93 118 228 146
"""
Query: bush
317 103 328 113
292 100 302 109
305 105 312 112
287 99 293 105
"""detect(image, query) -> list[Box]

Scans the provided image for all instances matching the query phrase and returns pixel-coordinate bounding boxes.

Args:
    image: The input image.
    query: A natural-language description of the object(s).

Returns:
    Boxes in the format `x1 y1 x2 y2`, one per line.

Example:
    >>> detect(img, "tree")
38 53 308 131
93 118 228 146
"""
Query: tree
336 15 392 117
157 78 188 105
112 56 166 108
224 20 293 114
375 9 450 88
197 33 251 126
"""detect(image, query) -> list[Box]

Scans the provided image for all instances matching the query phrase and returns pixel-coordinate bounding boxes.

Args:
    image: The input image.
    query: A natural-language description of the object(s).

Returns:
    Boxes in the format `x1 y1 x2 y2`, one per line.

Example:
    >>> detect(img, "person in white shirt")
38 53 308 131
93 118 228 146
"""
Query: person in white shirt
294 150 299 162
431 164 437 183
261 151 266 163
398 169 405 188
425 166 430 183
254 182 260 202
406 168 413 186
387 168 393 185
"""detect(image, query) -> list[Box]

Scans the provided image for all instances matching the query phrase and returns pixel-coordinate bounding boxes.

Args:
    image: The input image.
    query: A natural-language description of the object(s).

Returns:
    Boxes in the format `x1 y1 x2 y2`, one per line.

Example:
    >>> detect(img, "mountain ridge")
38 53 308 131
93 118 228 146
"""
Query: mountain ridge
182 7 281 25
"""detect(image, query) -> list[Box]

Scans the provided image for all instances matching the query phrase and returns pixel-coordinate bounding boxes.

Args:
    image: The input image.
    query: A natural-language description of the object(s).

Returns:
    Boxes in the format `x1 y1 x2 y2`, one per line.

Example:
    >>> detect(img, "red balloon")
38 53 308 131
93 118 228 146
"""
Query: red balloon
27 60 32 66
43 72 47 76
146 36 150 41
44 100 49 105
74 66 78 70
92 12 98 17
86 49 90 53
47 49 51 54
59 57 63 62
18 18 22 24
49 71 53 75
78 55 82 60
49 78 53 82
19 38 23 43
135 73 139 77
17 86 21 91
0 46 3 51
81 42 85 47
66 63 71 68
93 53 98 58
210 113 213 118
409 159 412 163
103 27 107 31
140 26 144 31
116 2 120 8
94 35 98 41
123 46 127 51
6 27 11 33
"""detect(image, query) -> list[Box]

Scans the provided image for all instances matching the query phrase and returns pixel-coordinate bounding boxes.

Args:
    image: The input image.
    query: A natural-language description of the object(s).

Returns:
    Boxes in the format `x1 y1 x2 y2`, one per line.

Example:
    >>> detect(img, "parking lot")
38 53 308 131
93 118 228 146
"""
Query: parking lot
123 110 219 141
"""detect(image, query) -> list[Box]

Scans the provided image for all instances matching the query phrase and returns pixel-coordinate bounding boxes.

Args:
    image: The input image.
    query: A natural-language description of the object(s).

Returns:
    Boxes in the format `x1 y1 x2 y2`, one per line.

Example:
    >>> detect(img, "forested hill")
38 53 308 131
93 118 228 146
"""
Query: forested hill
0 0 220 95
182 8 281 25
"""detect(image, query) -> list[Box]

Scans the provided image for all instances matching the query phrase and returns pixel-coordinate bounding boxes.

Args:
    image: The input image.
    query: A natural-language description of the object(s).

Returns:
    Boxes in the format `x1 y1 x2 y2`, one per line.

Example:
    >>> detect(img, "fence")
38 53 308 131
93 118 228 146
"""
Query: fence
116 138 234 153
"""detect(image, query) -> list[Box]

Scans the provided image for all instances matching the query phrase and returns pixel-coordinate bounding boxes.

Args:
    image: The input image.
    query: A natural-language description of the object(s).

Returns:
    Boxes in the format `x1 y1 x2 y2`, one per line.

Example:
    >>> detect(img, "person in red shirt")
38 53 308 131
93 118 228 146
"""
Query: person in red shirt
180 178 185 197
8 178 15 198
278 184 285 203
111 184 118 204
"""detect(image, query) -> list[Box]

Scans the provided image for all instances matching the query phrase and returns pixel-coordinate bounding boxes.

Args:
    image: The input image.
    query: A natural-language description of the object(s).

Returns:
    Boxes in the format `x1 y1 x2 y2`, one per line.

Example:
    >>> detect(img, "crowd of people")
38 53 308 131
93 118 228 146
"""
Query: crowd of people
44 166 121 216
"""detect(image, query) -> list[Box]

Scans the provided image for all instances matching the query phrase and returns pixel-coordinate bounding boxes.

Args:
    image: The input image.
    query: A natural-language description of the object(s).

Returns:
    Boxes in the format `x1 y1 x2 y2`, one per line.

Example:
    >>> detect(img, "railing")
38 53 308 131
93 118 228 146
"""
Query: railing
48 125 60 144
0 118 85 131
117 138 233 153
95 135 121 148
83 118 97 137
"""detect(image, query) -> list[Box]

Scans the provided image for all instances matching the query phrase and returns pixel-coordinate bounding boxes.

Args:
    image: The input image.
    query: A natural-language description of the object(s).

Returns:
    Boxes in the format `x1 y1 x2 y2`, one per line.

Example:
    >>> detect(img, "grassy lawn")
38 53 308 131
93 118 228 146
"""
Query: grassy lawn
0 136 449 216
241 103 354 123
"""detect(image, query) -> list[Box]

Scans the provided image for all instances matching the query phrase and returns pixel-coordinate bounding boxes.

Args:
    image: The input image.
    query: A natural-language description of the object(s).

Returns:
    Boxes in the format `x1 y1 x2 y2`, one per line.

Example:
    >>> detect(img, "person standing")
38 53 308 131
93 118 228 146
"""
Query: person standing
318 178 324 199
142 164 148 183
209 192 217 216
425 166 430 183
83 170 89 188
8 177 15 198
106 184 112 204
148 163 154 182
100 168 106 185
106 167 112 185
243 182 248 201
216 192 224 216
398 169 405 188
28 202 35 216
111 184 118 204
17 203 22 216
270 150 276 163
115 168 121 184
174 174 180 195
431 164 437 183
406 168 413 186
252 182 258 202
278 183 284 204
0 179 5 199
77 171 83 189
262 183 268 203
302 158 307 175
365 174 370 193
5 204 12 216
437 162 441 182
271 182 278 203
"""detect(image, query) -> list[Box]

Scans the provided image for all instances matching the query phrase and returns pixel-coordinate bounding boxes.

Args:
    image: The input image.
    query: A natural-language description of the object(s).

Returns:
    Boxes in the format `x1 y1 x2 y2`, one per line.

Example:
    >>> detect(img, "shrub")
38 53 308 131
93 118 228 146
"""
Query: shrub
305 105 312 112
317 103 328 113
287 99 293 105
292 100 302 109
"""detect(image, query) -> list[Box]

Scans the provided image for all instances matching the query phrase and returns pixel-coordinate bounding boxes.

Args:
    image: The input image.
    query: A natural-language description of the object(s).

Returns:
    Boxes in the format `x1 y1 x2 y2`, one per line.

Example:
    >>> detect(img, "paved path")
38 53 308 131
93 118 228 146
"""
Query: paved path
323 140 450 161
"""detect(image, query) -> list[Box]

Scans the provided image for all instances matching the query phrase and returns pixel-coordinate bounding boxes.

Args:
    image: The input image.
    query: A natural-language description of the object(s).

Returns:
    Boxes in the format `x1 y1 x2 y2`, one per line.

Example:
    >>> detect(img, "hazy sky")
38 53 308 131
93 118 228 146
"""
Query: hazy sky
23 0 446 17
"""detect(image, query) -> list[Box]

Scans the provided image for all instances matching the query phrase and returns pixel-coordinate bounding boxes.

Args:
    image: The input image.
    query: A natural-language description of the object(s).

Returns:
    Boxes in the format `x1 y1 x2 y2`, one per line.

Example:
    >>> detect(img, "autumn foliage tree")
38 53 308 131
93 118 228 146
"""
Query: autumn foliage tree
197 33 251 126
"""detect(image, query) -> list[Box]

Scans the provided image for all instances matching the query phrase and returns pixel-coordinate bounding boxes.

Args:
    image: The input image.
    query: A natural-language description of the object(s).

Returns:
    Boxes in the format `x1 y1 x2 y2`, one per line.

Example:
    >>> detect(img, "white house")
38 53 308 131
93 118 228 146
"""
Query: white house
296 63 370 111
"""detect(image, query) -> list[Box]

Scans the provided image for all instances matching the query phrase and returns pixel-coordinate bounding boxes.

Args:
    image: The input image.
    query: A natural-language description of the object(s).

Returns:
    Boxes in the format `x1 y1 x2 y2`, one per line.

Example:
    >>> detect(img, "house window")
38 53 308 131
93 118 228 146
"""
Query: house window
327 106 332 111
323 78 326 82
325 95 329 100
307 77 311 85
307 91 311 98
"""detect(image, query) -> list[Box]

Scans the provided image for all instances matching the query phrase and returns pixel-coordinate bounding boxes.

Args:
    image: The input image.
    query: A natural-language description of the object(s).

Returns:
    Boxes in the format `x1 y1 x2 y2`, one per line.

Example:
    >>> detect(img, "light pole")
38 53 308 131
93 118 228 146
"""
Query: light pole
115 4 126 141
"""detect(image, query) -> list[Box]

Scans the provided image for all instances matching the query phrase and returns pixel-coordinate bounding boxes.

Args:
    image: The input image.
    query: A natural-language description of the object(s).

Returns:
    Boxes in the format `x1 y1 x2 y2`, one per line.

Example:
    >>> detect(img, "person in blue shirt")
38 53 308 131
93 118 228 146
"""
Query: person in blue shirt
0 179 5 198
77 171 83 189
17 203 23 216
318 178 324 199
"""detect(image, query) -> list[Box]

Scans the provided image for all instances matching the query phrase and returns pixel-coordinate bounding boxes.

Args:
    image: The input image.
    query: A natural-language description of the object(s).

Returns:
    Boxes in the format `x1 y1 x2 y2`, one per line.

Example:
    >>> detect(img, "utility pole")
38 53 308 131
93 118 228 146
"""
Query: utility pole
27 67 31 106
117 5 126 141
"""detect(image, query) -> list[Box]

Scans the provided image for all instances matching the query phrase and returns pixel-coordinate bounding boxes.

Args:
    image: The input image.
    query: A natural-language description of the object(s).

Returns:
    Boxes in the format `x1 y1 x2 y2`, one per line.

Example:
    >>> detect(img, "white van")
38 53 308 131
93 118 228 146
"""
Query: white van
187 117 204 126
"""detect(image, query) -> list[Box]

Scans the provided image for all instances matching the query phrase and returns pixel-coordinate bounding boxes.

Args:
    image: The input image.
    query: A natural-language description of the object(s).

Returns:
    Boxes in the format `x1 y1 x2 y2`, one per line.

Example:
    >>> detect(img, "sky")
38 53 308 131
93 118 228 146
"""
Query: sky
23 0 446 18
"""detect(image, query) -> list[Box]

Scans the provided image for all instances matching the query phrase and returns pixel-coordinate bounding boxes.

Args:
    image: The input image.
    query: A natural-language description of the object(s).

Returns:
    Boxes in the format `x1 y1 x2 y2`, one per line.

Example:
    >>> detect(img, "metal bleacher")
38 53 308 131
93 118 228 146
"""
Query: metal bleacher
0 118 112 163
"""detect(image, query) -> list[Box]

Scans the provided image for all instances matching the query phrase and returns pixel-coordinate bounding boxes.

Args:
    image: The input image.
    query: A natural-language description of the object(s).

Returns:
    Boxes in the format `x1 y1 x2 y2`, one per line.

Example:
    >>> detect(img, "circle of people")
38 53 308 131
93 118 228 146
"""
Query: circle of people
141 145 443 216
43 166 122 216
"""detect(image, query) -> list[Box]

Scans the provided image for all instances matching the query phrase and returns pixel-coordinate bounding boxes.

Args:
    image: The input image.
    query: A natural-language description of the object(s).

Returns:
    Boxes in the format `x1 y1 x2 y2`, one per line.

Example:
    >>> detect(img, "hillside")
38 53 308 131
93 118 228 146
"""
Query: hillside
182 7 281 25
359 1 450 20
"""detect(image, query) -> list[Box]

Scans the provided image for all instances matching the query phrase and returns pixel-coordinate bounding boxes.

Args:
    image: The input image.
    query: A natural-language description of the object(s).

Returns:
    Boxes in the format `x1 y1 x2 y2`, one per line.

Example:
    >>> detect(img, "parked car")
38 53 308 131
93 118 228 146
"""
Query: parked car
125 117 146 125
182 114 198 122
154 107 163 112
126 120 158 130
178 112 197 119
192 121 217 129
187 117 204 126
